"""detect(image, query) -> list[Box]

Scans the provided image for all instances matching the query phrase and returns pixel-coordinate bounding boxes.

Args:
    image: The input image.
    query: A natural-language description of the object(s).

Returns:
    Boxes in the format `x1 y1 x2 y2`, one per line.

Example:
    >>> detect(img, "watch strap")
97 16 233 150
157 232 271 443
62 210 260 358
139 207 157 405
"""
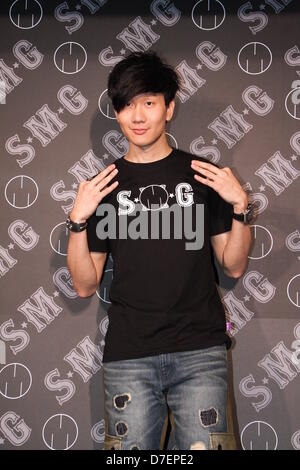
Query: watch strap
232 203 254 224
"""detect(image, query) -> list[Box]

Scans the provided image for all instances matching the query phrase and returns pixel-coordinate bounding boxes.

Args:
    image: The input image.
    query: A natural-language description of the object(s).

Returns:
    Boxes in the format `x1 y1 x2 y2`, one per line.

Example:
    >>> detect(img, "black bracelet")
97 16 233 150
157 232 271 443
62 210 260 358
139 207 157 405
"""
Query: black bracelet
66 216 87 232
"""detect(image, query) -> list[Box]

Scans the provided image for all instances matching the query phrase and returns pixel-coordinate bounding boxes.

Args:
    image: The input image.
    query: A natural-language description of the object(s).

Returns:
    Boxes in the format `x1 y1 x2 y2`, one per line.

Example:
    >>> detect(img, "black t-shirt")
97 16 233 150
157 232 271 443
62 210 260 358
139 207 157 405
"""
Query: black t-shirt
86 147 233 363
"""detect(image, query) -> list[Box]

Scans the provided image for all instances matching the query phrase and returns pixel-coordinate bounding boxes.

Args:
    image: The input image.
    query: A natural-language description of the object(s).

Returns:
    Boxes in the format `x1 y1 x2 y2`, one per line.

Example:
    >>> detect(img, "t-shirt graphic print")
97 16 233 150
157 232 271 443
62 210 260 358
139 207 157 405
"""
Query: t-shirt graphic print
86 147 233 362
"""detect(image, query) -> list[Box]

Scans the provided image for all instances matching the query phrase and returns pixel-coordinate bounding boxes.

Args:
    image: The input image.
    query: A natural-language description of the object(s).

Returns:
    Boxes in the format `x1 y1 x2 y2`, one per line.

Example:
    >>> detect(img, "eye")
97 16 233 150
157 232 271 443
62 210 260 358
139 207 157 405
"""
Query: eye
146 101 153 106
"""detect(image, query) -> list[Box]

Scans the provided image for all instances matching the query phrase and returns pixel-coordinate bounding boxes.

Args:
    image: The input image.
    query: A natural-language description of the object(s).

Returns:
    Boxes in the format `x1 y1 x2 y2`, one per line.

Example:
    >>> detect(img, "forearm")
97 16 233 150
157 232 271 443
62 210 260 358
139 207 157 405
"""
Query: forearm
67 230 98 297
223 200 252 278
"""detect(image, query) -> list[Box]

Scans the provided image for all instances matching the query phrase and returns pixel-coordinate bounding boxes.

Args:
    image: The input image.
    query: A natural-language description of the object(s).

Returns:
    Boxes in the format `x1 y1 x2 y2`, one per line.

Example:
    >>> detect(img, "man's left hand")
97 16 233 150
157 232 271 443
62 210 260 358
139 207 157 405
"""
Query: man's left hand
191 160 248 211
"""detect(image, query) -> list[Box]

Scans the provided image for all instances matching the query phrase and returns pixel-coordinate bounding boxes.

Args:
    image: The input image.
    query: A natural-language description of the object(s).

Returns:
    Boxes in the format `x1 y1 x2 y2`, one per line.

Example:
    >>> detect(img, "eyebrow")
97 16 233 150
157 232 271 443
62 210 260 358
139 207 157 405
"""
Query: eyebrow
134 93 158 99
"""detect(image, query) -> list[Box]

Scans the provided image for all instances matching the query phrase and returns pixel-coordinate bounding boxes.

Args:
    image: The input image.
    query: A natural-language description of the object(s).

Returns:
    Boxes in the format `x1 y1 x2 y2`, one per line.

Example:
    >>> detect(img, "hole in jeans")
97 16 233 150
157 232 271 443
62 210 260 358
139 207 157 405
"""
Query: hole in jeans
115 421 128 436
114 393 131 410
199 407 218 427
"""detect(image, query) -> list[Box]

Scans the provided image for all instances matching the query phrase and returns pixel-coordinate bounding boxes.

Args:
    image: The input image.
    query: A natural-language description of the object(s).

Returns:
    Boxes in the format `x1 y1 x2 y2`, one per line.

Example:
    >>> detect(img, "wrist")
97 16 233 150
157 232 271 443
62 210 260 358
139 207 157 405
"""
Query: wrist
69 212 86 224
233 194 248 213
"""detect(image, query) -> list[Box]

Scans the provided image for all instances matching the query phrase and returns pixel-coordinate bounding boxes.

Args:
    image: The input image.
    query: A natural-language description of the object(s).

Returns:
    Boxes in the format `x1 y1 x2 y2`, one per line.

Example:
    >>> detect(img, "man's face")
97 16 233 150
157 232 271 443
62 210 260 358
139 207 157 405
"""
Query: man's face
114 92 175 148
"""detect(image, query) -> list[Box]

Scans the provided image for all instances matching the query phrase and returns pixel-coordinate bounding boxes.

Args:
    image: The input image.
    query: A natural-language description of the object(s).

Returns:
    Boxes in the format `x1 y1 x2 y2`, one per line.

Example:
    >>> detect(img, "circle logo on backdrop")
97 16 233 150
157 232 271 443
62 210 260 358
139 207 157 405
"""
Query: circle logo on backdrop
248 225 273 260
98 89 117 119
9 0 43 29
241 421 278 450
5 176 39 209
54 42 87 74
97 268 113 304
238 42 272 75
285 80 300 120
191 0 226 30
0 363 32 399
166 132 178 150
287 274 300 308
50 222 69 256
42 414 78 450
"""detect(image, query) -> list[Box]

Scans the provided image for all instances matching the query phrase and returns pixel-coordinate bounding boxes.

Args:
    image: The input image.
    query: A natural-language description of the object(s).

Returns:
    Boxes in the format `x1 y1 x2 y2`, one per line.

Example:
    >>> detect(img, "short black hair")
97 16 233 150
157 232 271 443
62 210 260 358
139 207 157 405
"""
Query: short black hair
107 51 180 113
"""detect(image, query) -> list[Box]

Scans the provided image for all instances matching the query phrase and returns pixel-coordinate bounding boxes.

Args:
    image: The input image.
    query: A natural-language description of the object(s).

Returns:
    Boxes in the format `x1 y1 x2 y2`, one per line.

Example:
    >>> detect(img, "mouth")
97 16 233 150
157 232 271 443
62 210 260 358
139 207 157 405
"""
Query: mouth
132 129 147 135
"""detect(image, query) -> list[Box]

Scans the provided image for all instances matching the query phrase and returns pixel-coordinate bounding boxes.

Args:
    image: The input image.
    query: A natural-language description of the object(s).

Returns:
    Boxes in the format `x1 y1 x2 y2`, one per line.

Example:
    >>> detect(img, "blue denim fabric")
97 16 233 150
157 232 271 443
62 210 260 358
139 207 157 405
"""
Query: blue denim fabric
103 343 235 450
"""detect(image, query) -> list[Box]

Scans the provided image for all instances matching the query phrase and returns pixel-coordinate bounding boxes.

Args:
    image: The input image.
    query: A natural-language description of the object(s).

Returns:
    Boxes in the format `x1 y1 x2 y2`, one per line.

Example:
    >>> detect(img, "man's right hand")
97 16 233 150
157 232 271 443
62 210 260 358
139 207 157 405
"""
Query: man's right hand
69 164 119 223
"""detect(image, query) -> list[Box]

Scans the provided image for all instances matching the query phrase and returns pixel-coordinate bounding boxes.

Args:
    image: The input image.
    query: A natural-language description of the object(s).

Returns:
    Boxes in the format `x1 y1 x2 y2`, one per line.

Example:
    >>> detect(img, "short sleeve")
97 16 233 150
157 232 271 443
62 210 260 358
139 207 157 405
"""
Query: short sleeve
208 163 233 236
86 205 110 253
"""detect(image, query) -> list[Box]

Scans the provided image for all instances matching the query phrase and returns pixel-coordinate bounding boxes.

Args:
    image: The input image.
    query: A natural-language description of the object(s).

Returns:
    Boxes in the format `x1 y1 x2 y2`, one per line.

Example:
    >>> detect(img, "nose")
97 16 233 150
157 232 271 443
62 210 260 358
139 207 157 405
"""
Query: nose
131 103 145 123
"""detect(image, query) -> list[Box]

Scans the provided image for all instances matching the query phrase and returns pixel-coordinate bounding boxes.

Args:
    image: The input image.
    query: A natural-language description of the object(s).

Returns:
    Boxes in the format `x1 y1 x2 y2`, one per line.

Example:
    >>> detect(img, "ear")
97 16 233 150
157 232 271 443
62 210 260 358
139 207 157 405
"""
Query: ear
166 99 175 122
114 109 119 121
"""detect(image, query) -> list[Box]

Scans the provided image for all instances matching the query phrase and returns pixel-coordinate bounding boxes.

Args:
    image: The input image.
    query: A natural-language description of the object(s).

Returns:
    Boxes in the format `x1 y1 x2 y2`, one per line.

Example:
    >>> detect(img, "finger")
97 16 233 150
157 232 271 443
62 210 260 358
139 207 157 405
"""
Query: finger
191 160 220 176
89 164 116 185
96 168 119 191
194 174 214 187
192 166 216 181
98 180 119 199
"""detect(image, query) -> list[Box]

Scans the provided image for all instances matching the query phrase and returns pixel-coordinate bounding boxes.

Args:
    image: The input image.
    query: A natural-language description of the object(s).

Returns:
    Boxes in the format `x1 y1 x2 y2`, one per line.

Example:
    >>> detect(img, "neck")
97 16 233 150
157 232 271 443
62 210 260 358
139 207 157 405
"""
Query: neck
125 135 172 164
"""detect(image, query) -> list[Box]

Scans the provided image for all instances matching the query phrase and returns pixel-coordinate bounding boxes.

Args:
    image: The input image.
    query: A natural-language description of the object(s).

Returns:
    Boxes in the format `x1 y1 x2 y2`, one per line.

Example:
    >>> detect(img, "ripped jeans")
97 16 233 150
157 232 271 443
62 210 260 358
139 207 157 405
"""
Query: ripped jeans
103 343 237 450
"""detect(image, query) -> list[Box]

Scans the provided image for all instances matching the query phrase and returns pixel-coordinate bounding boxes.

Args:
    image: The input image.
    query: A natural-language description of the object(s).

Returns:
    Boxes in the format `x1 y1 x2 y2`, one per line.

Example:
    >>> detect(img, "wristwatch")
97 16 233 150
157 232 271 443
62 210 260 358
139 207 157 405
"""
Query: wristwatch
66 215 87 232
232 202 255 224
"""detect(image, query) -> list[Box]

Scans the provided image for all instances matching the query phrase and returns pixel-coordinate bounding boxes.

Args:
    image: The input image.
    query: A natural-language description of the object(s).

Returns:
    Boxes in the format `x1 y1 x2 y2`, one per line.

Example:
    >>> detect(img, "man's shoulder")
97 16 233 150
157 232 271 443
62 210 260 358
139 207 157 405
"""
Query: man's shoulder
175 148 219 167
111 156 123 167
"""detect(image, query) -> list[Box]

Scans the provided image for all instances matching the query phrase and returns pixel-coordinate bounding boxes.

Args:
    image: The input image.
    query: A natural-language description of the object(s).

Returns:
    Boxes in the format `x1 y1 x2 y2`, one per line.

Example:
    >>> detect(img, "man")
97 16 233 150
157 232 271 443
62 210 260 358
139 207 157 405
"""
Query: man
66 51 254 450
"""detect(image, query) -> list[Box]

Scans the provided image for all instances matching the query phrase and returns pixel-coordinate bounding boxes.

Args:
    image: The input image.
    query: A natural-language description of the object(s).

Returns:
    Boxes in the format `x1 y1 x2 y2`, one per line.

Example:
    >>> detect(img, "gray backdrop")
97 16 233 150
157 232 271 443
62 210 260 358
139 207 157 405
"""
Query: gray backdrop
1 0 300 450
